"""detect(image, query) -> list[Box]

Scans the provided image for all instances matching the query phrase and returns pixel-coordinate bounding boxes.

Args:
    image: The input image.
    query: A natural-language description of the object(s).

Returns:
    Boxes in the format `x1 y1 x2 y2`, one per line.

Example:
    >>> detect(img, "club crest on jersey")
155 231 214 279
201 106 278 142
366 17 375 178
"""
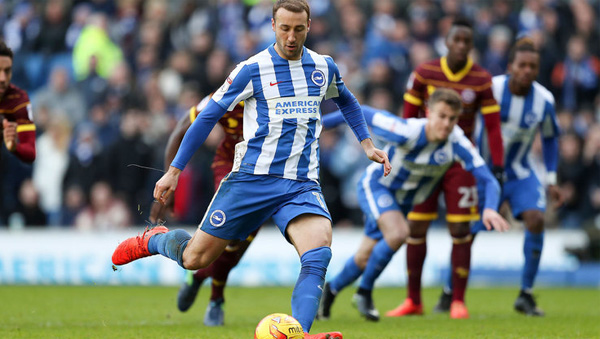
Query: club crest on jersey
311 70 326 87
210 210 226 227
377 194 394 208
524 111 538 127
433 149 449 164
461 89 476 104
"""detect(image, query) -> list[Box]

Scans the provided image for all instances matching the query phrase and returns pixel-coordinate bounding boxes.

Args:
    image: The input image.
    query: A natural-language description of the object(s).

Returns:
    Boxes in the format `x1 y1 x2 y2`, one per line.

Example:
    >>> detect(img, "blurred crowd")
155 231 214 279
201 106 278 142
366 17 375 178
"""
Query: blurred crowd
1 0 599 231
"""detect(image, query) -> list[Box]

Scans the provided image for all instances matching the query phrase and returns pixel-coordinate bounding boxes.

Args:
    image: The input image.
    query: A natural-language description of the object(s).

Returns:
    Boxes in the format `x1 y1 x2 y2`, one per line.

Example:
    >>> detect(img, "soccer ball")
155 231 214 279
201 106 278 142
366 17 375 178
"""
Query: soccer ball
254 313 304 339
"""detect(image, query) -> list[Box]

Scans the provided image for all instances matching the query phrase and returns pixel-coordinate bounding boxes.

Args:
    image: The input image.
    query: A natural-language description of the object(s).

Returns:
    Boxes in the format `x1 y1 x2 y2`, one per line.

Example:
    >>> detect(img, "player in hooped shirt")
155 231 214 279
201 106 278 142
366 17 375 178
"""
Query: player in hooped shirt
316 89 509 321
149 96 252 326
394 18 505 319
112 1 390 338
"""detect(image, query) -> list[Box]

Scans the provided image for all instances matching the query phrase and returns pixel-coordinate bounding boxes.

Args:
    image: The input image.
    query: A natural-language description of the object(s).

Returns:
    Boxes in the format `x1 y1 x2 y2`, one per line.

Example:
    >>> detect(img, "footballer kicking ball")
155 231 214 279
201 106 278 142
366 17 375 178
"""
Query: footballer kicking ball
254 313 304 339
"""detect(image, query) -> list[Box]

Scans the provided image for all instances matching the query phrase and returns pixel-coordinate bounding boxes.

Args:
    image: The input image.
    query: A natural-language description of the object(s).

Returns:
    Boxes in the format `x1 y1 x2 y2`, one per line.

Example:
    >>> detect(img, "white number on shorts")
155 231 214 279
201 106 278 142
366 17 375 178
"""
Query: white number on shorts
458 186 478 209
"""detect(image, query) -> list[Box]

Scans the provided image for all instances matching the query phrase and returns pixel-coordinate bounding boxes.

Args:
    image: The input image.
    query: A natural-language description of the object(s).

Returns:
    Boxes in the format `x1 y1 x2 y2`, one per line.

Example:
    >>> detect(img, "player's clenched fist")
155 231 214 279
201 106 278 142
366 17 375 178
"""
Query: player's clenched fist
3 119 17 151
153 166 182 205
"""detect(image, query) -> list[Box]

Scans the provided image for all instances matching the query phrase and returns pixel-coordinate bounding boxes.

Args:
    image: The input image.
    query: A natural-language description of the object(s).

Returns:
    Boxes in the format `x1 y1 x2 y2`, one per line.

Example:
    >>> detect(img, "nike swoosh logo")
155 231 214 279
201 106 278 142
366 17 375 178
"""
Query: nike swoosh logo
270 81 283 86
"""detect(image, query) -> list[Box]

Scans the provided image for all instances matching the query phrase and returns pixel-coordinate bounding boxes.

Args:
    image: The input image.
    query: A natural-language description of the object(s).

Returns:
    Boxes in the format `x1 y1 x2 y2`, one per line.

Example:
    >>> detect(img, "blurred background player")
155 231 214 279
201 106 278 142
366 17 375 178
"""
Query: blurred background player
149 94 258 326
438 38 563 316
112 1 391 338
0 41 36 222
318 90 508 322
397 18 504 319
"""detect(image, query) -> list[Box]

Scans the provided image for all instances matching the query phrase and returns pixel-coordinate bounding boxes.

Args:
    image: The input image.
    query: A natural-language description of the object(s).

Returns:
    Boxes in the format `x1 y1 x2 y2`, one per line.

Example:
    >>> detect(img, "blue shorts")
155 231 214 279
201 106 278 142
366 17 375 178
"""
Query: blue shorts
199 172 331 241
472 173 545 233
357 174 411 240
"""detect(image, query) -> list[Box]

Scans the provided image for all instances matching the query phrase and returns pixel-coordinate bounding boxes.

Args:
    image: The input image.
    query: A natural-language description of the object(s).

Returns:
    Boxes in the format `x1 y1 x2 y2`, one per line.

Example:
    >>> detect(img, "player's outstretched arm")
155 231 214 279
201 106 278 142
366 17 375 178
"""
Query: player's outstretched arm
360 138 391 176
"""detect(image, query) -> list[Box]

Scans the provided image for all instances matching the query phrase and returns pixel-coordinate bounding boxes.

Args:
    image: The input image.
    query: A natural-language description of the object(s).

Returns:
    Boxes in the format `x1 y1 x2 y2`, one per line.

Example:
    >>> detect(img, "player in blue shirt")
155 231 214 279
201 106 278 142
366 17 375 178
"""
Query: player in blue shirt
434 38 563 316
317 88 509 321
111 1 390 338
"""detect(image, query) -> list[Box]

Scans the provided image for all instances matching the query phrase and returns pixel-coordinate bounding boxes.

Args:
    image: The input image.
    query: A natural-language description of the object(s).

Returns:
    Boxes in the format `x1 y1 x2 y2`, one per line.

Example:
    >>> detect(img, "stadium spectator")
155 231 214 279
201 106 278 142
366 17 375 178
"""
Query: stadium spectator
551 35 600 111
32 113 71 225
75 181 131 230
105 109 153 224
557 132 586 228
14 178 46 227
60 184 86 226
72 13 123 81
33 0 69 56
33 66 86 126
63 123 107 197
582 124 600 221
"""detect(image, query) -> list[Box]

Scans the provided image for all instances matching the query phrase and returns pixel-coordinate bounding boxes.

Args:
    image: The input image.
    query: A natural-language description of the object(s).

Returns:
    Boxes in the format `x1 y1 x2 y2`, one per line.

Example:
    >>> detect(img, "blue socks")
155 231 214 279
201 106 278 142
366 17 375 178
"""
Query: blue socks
292 246 331 333
147 229 192 268
522 230 543 291
329 256 364 293
359 240 395 291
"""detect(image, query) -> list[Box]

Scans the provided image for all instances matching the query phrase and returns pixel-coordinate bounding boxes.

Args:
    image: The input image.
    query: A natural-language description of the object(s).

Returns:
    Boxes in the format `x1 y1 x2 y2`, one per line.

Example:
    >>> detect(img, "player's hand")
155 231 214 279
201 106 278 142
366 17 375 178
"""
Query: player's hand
153 166 182 205
2 119 17 152
149 194 174 224
482 208 510 232
361 138 392 176
547 184 564 208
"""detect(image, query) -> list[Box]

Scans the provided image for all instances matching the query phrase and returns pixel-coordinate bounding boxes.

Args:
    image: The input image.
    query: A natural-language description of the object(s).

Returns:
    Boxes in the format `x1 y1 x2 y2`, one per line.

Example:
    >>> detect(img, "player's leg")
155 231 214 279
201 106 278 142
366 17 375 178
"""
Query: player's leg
286 214 334 335
509 175 546 316
355 210 408 321
112 177 236 269
444 164 479 319
318 235 376 320
386 187 440 317
385 219 429 317
203 231 258 326
435 179 492 313
273 181 340 337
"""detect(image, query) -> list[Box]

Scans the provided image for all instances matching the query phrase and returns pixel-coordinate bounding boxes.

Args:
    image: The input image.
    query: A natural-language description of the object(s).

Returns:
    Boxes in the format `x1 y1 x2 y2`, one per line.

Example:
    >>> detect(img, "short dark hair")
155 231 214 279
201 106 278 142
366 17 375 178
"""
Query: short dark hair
508 37 538 63
273 0 310 21
0 41 13 59
428 88 462 112
451 17 473 30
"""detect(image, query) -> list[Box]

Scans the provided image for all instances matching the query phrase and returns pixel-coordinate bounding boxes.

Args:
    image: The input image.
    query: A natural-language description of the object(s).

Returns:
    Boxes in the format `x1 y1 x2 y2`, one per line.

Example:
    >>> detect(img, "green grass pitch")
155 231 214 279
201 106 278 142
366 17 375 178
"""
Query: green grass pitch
0 286 598 338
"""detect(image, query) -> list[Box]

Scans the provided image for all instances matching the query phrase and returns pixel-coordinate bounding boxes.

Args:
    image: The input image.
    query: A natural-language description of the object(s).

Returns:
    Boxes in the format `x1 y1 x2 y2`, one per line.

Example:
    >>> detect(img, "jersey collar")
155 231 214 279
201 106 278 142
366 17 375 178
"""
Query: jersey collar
440 56 473 82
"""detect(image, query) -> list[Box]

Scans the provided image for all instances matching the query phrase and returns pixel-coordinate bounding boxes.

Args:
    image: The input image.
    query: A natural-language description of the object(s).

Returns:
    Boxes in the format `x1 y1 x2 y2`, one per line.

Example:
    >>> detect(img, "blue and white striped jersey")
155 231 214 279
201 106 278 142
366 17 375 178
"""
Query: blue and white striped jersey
476 74 560 181
363 113 486 206
210 44 351 182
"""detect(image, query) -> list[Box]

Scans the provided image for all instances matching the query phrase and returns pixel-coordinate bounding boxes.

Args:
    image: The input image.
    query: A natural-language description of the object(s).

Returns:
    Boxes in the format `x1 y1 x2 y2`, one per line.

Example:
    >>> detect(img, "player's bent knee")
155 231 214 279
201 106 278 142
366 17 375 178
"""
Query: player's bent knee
408 220 430 238
523 210 544 233
385 228 409 250
448 222 470 237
